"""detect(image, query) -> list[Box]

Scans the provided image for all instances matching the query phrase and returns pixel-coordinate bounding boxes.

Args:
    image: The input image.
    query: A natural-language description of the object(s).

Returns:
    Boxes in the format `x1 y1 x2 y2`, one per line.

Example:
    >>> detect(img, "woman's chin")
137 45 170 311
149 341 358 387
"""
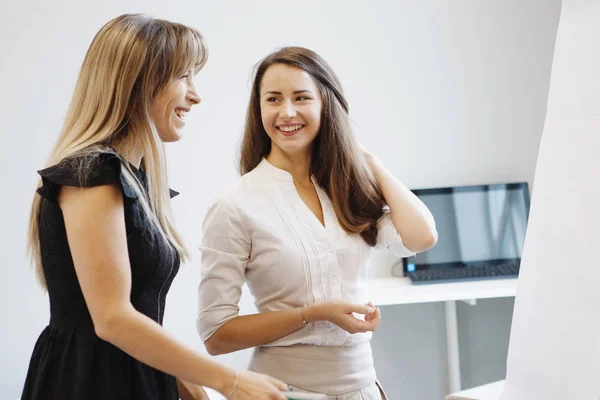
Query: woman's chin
159 130 183 143
274 140 313 156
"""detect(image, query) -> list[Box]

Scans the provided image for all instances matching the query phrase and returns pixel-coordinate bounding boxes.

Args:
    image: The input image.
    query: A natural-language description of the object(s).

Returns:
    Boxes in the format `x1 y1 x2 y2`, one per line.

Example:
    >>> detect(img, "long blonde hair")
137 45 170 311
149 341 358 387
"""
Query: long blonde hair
240 47 385 246
28 14 208 289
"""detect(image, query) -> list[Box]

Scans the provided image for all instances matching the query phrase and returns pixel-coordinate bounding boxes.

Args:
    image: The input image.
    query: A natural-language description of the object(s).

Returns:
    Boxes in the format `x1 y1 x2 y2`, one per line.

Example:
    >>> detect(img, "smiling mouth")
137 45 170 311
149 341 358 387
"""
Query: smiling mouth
277 124 304 135
174 108 188 121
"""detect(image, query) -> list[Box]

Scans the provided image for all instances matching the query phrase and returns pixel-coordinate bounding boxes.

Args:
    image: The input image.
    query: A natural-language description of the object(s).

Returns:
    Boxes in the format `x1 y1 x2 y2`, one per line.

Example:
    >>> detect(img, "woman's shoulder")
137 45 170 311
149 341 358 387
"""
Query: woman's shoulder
36 146 139 203
39 145 124 178
222 166 271 197
209 180 253 211
206 173 270 216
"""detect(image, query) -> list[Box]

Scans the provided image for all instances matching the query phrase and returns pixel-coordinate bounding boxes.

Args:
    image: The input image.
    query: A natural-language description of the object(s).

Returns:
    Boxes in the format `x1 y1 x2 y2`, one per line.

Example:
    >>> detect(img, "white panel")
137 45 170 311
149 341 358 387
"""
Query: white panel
501 1 600 399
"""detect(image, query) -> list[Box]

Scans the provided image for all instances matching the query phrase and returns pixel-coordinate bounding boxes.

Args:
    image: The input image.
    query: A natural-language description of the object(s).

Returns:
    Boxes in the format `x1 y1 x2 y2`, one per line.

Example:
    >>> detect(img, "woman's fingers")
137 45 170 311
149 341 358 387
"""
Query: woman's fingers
368 308 382 328
265 375 289 391
364 301 377 317
236 371 287 400
326 300 383 333
341 314 377 333
346 303 376 315
364 303 381 330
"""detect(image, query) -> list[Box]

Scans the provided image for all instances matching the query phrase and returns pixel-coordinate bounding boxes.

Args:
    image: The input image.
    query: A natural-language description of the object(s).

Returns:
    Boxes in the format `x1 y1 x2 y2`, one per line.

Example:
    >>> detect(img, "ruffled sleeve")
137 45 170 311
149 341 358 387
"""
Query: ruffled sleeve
36 151 139 204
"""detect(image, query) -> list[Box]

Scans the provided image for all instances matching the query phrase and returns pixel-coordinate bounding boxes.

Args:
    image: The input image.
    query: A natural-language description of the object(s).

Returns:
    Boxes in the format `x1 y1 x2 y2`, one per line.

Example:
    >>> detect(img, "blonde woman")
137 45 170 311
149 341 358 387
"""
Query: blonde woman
197 47 438 399
22 14 287 400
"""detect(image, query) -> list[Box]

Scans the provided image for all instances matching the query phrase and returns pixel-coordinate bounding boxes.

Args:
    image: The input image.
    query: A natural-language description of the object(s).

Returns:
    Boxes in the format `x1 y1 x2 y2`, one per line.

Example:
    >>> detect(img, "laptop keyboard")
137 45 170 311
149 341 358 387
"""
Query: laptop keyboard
408 260 520 283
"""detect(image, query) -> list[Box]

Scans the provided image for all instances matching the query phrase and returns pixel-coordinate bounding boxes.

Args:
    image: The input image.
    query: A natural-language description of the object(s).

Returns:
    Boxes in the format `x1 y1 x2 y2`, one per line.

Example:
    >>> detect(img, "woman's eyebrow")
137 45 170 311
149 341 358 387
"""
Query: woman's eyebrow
263 89 314 95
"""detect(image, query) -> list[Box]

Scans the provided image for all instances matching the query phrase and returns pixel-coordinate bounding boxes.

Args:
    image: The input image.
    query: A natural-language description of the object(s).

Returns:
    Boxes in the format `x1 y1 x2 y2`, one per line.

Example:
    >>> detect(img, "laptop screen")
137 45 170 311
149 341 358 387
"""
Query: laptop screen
404 183 530 272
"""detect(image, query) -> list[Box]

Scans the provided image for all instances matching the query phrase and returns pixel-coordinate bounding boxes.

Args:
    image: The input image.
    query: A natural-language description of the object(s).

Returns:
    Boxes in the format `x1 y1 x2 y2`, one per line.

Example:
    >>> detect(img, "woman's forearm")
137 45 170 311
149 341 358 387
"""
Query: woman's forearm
99 305 237 396
367 154 438 252
205 307 310 355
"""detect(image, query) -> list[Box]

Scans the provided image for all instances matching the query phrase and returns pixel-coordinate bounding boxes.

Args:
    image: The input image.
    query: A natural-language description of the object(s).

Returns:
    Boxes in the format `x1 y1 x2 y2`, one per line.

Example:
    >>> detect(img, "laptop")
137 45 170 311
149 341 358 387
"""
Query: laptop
398 182 530 284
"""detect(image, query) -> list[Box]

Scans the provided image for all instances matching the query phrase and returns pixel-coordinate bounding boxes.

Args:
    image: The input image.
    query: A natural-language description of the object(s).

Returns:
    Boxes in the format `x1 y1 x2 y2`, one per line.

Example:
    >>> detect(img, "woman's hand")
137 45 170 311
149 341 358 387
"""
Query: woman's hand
304 300 380 334
364 301 382 331
177 378 210 400
229 370 288 399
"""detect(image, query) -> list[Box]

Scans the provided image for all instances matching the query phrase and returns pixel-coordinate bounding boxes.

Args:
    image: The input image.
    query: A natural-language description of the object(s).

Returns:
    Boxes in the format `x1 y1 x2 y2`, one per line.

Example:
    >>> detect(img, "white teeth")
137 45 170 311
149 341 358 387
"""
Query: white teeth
175 109 186 119
279 124 302 132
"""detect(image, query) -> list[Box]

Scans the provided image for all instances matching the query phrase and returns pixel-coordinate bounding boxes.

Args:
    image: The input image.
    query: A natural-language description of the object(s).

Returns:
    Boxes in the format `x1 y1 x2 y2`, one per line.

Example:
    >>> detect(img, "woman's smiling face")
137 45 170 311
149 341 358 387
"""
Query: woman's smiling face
260 64 323 156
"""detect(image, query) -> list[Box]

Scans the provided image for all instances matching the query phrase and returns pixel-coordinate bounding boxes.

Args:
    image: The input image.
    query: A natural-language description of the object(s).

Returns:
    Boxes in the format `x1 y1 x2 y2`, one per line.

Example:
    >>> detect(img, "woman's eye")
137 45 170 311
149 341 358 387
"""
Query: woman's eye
296 96 310 101
267 97 279 102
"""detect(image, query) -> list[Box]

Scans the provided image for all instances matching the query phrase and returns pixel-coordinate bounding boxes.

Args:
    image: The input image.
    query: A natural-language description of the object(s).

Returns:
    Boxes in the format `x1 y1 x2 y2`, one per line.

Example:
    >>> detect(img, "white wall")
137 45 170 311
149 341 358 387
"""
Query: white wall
0 1 560 399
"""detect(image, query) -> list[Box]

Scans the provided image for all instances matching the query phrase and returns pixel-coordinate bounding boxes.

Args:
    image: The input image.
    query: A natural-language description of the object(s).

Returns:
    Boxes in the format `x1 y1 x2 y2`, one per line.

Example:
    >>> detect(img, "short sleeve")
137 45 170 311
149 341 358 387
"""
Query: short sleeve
197 195 250 342
36 151 138 203
375 208 417 258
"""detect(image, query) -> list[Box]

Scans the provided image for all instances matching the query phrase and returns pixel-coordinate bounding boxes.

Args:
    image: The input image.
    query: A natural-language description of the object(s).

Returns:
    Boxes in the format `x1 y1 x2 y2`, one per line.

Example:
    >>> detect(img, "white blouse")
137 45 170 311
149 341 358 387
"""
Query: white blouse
197 159 415 347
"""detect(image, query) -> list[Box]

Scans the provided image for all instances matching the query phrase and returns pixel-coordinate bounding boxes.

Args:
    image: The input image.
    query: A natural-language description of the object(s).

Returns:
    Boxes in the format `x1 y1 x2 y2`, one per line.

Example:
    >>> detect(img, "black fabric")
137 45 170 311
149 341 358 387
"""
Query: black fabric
22 150 180 400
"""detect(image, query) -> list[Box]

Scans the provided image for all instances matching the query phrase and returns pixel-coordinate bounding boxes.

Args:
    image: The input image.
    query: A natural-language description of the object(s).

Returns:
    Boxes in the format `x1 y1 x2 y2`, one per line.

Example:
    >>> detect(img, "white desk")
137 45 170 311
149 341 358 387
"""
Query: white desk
369 277 517 393
368 276 518 306
444 379 505 400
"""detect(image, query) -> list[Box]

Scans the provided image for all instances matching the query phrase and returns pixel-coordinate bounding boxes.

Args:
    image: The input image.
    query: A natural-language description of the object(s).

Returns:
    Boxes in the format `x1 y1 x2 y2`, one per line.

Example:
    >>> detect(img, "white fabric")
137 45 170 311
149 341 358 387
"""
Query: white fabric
249 343 376 396
197 158 415 346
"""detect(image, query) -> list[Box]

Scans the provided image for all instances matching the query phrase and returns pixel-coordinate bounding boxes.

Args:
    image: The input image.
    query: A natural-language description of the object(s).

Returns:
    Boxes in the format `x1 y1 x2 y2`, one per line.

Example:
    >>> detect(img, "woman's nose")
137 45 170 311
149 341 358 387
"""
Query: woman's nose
280 101 296 119
187 82 201 105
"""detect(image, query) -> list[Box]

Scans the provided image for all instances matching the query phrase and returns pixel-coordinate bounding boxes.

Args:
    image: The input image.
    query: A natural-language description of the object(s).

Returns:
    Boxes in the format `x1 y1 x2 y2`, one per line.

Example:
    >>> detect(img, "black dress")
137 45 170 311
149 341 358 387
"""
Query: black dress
22 150 180 400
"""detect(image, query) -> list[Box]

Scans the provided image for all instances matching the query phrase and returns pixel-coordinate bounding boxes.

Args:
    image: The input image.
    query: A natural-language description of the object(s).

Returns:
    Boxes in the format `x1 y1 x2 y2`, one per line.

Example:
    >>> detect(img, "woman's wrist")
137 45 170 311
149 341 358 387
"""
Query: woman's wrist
214 367 238 397
225 371 239 399
303 303 325 323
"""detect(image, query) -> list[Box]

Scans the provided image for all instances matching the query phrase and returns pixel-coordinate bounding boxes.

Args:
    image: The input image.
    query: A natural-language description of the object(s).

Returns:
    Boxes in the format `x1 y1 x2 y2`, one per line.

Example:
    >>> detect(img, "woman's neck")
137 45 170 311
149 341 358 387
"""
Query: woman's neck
111 135 144 168
266 145 312 185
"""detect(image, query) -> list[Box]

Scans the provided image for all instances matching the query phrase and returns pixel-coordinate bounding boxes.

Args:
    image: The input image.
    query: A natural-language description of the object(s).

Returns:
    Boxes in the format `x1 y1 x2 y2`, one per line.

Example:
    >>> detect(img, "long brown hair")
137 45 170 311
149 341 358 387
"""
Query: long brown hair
28 14 208 289
239 46 384 246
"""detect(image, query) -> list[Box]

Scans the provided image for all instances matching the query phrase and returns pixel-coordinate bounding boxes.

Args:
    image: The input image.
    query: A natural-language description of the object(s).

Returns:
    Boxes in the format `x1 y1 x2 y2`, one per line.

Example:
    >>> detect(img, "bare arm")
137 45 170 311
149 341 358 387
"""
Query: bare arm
59 183 286 400
205 308 306 356
205 301 378 356
366 153 438 252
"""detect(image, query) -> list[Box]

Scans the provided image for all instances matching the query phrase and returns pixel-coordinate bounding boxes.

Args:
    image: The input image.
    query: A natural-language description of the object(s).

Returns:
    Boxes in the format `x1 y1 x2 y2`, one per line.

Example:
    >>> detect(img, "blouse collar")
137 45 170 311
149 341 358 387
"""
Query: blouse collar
257 158 294 182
